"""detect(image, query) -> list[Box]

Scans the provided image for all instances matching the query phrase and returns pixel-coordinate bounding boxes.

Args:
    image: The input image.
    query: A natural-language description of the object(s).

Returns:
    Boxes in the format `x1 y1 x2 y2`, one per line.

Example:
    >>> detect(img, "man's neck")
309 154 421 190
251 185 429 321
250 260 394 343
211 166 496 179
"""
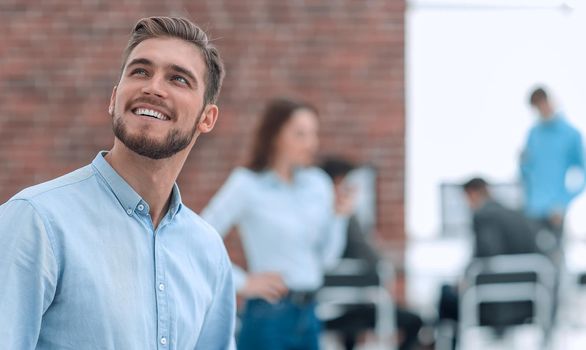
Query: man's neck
105 141 189 229
471 196 490 212
540 107 556 121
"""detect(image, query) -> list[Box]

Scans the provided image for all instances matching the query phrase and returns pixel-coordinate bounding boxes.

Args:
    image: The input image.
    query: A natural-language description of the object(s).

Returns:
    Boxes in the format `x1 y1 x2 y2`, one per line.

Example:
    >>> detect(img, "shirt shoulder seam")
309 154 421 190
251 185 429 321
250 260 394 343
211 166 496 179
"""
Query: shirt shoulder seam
9 198 61 275
17 168 97 201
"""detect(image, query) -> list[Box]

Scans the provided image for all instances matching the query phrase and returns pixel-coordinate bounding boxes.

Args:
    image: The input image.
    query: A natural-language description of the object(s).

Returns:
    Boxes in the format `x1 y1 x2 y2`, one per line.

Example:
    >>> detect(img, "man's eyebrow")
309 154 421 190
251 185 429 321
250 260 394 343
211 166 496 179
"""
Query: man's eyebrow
170 64 198 87
126 58 153 68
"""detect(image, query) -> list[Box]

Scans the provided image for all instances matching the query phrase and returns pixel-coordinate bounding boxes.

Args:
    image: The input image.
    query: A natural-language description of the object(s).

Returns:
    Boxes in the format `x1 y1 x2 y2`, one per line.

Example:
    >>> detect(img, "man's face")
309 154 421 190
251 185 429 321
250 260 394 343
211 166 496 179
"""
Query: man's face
533 99 552 120
109 37 209 159
464 189 484 211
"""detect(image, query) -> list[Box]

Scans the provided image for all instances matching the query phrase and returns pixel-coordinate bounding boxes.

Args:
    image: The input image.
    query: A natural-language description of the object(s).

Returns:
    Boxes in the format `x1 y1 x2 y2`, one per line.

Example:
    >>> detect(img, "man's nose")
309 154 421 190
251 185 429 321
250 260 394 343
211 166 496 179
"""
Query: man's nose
141 76 167 98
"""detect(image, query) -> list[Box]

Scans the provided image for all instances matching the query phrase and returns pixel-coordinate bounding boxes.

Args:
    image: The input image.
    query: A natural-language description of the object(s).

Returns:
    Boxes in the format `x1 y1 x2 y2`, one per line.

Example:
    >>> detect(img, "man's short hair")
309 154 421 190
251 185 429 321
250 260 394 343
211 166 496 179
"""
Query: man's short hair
462 177 488 194
529 87 548 106
121 16 225 105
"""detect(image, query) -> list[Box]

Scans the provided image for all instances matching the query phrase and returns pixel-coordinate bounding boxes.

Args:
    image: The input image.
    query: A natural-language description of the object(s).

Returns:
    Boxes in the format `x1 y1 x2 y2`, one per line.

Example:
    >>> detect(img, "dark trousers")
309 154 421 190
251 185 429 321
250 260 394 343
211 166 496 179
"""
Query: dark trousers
238 298 321 350
438 278 540 350
439 284 533 327
534 217 563 324
325 305 422 350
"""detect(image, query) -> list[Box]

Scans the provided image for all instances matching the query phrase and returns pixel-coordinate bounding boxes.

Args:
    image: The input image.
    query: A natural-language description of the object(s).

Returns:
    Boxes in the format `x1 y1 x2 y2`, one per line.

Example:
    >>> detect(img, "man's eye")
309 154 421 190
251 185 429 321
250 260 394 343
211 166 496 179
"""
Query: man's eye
131 68 148 76
172 76 189 85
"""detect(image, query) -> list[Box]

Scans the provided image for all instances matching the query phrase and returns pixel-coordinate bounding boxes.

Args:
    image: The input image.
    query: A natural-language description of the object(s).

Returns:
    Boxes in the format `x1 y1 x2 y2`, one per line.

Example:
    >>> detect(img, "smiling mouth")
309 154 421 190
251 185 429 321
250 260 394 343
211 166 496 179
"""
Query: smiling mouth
132 108 170 121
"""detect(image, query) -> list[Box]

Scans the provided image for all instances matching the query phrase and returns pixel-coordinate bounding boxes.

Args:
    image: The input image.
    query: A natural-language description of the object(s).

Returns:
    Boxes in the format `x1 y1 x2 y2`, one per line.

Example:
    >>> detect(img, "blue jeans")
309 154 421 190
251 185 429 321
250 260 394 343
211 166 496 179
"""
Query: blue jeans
238 298 321 350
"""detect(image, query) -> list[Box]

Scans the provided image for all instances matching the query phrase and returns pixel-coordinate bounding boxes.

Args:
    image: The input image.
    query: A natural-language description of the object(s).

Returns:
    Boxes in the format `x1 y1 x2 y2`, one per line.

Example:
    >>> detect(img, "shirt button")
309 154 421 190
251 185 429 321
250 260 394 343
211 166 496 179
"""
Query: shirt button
158 283 165 291
138 204 145 211
160 337 167 345
126 208 133 215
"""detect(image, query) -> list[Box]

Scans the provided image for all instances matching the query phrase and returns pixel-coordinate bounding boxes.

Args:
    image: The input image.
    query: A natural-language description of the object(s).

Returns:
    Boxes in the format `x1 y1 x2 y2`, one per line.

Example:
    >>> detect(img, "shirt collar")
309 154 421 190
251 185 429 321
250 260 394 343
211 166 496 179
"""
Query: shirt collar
262 167 302 187
168 183 183 218
540 111 563 125
91 151 183 218
476 197 492 212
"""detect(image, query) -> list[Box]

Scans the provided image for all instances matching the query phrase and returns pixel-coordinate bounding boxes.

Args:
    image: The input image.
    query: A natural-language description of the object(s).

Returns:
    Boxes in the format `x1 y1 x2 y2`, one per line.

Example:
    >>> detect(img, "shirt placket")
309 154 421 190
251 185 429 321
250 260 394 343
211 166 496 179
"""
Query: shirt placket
154 220 170 349
137 206 171 349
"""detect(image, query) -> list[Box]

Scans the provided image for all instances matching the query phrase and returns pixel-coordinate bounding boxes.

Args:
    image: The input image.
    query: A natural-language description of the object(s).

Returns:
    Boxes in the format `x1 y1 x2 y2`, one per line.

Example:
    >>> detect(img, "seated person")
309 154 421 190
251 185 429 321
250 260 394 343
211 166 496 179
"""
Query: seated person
464 177 539 258
439 177 541 342
320 158 423 350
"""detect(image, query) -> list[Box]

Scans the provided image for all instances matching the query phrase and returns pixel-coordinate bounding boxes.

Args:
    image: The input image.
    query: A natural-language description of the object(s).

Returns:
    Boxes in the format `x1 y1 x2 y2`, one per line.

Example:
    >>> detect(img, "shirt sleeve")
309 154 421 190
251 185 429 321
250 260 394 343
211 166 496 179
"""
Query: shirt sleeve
316 174 349 270
0 199 58 349
321 216 349 270
201 168 250 237
201 168 250 291
566 131 586 203
520 130 534 191
193 252 236 350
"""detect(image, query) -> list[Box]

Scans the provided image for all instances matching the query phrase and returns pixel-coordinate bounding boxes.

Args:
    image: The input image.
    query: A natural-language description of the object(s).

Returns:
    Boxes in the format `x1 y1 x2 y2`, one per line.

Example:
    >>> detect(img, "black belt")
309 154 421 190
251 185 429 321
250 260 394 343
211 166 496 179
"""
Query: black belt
285 290 317 305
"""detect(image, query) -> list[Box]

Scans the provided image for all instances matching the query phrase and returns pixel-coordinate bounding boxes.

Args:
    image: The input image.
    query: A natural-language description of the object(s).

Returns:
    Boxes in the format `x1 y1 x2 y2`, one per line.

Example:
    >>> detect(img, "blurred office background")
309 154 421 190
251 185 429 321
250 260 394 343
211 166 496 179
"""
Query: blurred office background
406 1 586 348
2 0 586 348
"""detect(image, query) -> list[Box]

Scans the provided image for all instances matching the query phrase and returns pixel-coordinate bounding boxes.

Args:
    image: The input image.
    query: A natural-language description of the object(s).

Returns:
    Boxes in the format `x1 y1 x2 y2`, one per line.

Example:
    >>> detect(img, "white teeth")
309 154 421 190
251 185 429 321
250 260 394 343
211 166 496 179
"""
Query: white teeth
134 108 167 120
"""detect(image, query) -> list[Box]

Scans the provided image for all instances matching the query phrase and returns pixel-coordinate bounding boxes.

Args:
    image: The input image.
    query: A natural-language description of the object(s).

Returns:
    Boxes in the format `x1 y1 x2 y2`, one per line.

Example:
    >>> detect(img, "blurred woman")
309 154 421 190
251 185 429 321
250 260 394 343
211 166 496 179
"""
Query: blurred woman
202 98 352 350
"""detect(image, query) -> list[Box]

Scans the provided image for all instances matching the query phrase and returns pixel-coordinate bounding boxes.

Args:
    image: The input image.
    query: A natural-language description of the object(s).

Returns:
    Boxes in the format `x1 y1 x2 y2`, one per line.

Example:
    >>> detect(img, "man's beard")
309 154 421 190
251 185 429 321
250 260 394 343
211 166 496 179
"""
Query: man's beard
112 105 200 160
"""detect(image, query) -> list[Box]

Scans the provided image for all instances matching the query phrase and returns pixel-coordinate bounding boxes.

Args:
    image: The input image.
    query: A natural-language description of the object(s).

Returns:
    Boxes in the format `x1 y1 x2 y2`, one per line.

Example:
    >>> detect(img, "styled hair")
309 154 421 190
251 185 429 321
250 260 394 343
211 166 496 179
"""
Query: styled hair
320 157 355 180
529 87 548 106
120 16 225 105
247 98 317 172
462 177 489 194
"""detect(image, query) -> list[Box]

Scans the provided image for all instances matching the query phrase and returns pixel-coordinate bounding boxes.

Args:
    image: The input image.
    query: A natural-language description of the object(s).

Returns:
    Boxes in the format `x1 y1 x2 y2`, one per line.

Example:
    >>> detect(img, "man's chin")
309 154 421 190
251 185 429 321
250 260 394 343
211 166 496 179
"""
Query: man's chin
113 119 194 160
133 149 176 160
117 136 170 159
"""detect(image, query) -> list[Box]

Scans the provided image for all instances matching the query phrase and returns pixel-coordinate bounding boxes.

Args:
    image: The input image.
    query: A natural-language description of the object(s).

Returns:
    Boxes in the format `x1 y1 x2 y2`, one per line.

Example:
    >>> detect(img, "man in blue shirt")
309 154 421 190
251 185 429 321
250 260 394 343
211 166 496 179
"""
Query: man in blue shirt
0 17 235 349
521 87 585 240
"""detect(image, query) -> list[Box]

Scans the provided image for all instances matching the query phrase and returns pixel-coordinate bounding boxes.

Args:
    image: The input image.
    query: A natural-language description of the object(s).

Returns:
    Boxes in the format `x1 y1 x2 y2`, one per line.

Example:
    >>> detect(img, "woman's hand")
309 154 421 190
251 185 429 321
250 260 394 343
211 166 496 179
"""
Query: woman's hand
239 272 288 303
334 184 356 216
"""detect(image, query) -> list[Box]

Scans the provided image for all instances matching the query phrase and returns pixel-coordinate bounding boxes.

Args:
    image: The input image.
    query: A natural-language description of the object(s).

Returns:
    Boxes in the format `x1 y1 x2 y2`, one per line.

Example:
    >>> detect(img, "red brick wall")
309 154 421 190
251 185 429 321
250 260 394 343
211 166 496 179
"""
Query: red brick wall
0 1 405 260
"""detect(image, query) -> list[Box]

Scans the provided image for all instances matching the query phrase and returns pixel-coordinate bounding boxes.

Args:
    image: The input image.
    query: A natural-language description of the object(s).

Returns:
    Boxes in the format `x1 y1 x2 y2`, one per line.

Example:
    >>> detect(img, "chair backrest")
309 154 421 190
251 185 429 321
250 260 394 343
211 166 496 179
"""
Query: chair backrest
465 253 556 292
476 271 537 285
460 253 556 332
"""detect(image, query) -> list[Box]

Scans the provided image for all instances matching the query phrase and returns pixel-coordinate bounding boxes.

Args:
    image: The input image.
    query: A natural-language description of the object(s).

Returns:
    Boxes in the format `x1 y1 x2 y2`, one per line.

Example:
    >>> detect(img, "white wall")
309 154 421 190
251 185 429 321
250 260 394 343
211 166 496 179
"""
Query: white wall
406 0 586 239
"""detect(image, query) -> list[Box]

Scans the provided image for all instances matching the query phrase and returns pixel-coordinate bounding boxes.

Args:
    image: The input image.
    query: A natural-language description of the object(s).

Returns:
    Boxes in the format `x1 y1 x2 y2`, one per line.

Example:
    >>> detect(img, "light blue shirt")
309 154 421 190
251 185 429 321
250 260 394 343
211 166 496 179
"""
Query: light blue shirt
521 113 585 218
202 167 348 291
0 152 236 350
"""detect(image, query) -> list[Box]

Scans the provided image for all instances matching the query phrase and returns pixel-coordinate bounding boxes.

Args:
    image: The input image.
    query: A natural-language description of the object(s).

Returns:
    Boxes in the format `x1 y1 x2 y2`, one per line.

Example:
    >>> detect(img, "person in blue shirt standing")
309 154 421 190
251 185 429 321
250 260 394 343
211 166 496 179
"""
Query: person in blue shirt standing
521 87 585 243
202 98 354 350
0 17 236 349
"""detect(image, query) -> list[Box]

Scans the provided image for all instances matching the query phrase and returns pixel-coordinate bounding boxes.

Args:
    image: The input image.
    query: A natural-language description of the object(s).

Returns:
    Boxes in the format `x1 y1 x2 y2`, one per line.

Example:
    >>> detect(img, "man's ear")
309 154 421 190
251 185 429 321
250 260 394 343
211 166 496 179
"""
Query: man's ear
197 104 219 134
108 86 117 116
